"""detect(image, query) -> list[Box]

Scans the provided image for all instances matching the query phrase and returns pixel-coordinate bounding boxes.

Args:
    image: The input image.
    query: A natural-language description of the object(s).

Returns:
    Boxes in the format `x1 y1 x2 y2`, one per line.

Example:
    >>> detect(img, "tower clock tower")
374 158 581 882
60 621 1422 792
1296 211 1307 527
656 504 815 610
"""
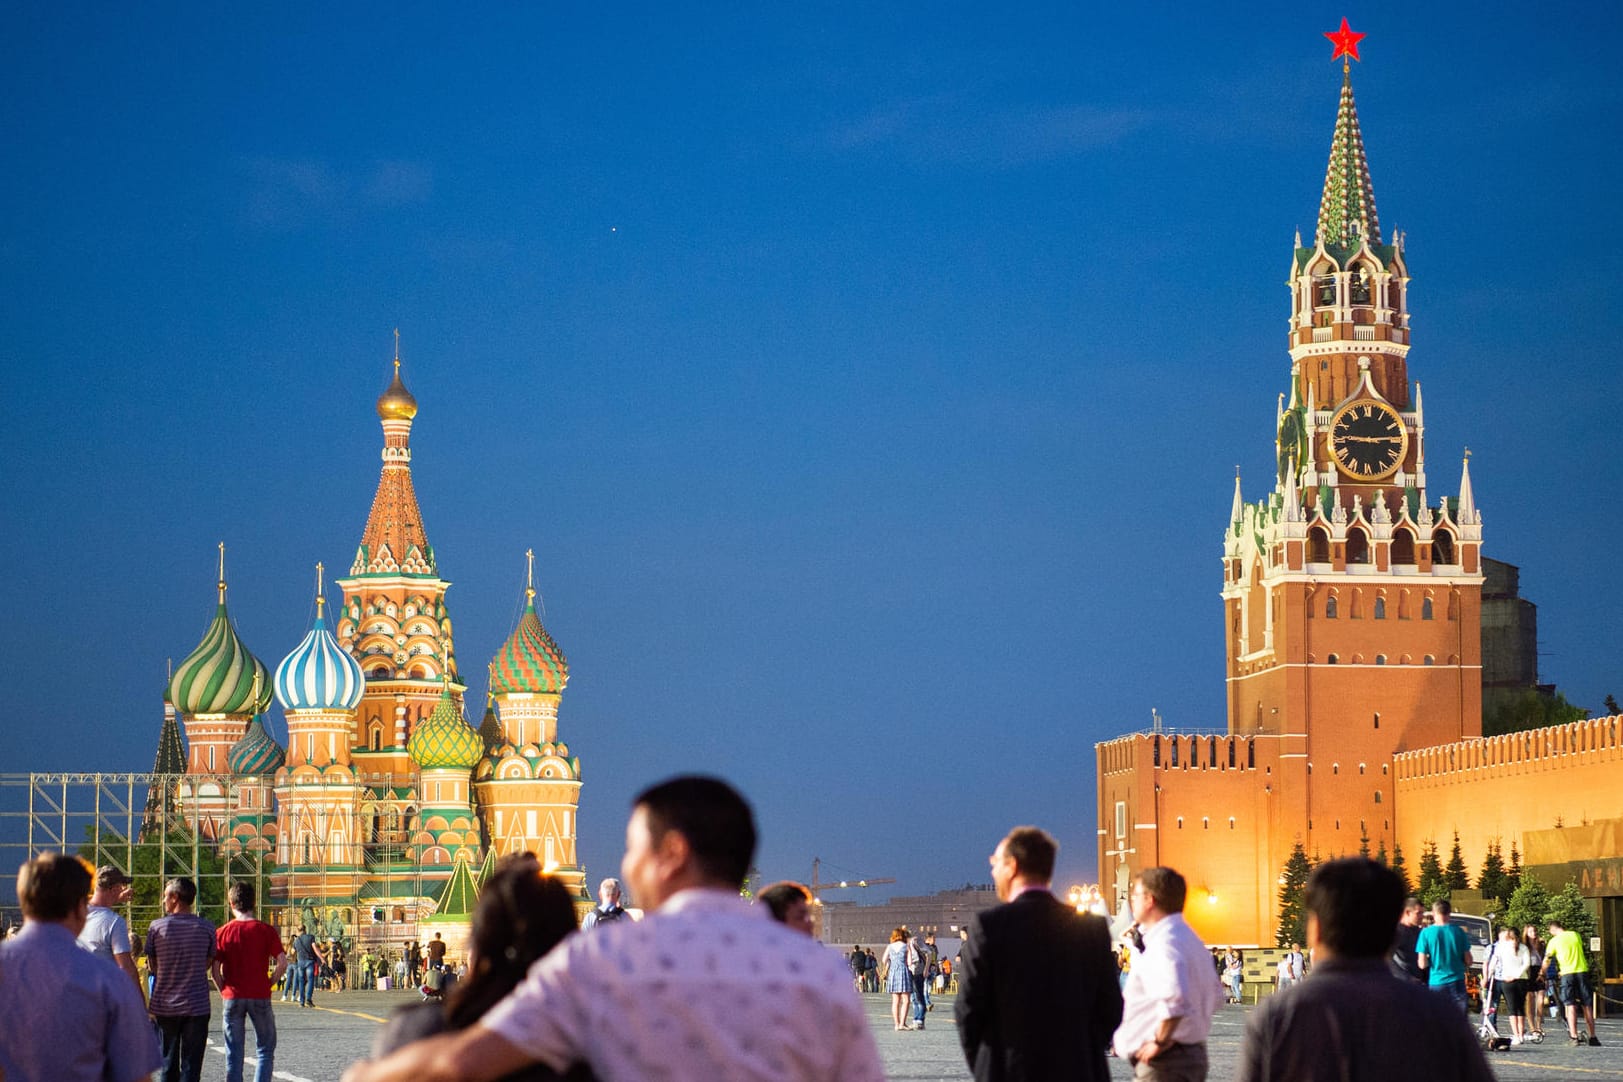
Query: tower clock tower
1098 24 1488 947
1222 26 1484 864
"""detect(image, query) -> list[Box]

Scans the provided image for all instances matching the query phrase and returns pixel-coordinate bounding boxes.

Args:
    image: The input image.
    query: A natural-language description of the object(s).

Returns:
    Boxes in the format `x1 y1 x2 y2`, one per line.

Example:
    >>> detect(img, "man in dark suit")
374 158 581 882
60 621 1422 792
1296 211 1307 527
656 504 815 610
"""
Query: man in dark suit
955 825 1124 1082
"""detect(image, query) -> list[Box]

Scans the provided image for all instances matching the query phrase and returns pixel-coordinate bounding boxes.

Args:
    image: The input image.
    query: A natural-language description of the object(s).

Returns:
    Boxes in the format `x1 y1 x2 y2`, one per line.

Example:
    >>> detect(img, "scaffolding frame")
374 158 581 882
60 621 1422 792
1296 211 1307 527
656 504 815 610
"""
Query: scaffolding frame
0 772 438 953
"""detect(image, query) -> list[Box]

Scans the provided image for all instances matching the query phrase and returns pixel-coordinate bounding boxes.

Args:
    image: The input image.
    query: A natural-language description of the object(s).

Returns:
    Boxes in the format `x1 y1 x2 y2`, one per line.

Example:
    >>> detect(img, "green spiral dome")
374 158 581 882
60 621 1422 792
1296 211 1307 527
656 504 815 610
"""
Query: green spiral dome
169 601 272 716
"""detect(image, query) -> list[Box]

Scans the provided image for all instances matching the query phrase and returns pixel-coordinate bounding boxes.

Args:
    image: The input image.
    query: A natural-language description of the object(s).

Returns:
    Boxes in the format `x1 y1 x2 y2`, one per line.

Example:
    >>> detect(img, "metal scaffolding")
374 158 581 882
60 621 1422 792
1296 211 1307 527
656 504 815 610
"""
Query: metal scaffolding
0 772 436 955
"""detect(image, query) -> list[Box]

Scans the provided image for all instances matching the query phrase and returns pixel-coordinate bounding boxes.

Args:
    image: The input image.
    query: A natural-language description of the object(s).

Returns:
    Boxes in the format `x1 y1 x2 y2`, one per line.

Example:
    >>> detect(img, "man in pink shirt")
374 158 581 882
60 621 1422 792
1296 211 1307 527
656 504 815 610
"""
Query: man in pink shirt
211 882 289 1082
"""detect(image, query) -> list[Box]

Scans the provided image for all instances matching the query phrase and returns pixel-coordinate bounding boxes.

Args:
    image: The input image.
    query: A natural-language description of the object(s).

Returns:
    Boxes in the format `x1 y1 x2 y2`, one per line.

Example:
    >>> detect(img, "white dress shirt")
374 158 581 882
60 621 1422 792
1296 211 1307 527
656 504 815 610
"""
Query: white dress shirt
1112 912 1224 1057
483 887 884 1081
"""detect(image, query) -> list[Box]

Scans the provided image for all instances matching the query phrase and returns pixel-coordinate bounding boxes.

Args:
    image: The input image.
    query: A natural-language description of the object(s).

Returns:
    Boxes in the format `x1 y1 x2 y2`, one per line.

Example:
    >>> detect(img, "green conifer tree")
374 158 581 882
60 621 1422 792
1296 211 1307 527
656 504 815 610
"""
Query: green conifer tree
1504 875 1551 934
1276 842 1313 947
1444 831 1470 891
1477 840 1510 907
1390 842 1412 897
1507 841 1523 895
1546 881 1598 945
1418 840 1448 905
1374 839 1388 867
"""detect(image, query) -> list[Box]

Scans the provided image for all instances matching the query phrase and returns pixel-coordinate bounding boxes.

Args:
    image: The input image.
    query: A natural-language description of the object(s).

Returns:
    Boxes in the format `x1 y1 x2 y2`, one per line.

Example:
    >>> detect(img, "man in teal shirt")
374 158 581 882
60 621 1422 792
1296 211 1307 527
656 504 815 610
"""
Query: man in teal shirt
1415 899 1472 1013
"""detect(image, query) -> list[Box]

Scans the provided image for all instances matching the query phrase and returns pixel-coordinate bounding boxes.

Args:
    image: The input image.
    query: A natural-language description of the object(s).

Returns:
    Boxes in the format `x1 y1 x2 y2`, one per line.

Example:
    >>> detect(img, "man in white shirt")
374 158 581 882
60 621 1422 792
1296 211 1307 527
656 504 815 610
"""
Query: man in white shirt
78 865 146 1006
1113 866 1224 1081
342 775 883 1082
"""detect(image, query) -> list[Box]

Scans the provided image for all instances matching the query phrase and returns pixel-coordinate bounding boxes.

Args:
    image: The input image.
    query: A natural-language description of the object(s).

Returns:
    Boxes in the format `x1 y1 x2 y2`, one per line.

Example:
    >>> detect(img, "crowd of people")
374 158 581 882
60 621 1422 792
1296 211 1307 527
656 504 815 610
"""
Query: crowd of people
0 774 1611 1082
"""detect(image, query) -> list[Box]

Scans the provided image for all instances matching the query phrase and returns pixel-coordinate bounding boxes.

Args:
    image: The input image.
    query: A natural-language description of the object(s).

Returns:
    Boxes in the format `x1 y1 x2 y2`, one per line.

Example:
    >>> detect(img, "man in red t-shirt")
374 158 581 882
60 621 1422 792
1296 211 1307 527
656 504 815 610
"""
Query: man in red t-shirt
211 881 289 1082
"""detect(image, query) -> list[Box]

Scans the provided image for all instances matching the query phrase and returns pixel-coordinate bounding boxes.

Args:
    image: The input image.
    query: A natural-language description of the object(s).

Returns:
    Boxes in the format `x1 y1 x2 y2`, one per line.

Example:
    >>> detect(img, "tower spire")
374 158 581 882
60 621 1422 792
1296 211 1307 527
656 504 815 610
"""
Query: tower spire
217 542 227 604
1458 450 1477 524
525 548 536 602
1230 469 1244 526
1317 21 1380 250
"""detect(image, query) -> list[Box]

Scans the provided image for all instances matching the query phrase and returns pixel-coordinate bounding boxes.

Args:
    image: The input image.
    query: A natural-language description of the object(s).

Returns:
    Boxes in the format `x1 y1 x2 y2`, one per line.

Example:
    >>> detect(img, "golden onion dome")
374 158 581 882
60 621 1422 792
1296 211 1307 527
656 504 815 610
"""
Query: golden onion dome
376 358 418 421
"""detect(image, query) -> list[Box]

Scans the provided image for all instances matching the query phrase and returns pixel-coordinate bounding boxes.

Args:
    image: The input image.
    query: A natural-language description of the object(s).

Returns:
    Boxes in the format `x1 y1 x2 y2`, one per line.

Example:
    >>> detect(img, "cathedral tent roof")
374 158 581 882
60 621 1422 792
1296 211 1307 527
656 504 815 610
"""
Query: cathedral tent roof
429 855 481 919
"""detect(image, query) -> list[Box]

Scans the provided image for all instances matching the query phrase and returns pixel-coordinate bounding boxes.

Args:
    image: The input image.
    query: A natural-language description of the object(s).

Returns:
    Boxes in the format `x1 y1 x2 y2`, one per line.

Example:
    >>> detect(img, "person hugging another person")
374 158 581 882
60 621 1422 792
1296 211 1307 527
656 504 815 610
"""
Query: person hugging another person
757 881 815 936
372 852 593 1081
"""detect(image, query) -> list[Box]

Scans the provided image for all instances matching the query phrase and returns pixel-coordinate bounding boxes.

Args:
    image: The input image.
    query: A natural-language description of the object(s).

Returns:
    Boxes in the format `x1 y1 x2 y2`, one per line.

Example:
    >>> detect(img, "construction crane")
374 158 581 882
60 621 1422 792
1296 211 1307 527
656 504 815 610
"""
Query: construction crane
808 857 895 898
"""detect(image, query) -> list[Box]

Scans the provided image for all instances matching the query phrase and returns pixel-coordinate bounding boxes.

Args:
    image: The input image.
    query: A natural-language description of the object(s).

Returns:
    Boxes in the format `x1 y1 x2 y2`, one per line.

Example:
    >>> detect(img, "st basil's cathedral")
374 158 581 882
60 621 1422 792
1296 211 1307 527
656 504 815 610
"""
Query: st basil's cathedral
152 350 587 942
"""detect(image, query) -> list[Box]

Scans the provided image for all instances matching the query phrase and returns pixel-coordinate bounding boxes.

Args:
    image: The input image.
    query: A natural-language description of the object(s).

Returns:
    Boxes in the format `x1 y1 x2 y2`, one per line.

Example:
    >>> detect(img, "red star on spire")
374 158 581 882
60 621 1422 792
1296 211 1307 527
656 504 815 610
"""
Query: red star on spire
1325 18 1365 63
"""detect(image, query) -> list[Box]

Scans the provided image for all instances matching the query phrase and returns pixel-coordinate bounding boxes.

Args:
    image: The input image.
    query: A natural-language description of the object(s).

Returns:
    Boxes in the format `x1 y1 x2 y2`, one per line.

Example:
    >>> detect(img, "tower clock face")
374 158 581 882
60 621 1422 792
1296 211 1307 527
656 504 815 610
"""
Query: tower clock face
1329 400 1408 480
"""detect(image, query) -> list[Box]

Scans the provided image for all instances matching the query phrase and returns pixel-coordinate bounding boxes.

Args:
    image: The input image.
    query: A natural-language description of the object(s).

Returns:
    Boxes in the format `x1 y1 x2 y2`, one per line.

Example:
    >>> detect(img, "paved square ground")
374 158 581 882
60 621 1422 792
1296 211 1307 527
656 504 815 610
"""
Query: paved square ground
214 989 1623 1081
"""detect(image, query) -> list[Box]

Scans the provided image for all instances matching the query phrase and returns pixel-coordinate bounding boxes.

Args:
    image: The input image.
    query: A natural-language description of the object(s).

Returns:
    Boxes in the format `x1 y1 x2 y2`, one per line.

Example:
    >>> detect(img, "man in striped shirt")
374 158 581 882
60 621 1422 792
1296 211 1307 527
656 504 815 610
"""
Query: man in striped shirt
145 877 216 1082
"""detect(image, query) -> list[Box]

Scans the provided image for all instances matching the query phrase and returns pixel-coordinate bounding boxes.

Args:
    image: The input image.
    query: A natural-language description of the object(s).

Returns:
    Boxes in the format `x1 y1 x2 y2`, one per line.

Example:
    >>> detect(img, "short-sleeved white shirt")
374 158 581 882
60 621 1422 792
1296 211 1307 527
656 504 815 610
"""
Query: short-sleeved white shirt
483 888 883 1082
77 904 132 964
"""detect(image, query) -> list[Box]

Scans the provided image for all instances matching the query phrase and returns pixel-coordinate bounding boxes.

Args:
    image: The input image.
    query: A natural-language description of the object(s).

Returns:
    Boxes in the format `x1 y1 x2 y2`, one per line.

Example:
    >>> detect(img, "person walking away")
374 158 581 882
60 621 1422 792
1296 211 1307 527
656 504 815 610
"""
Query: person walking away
1520 925 1547 1041
849 944 866 992
579 878 629 931
146 877 216 1082
79 864 146 1006
213 882 289 1082
1485 927 1530 1046
407 939 423 988
342 774 883 1082
427 932 448 972
1542 917 1600 1045
955 825 1122 1082
907 930 930 1029
0 852 162 1082
1112 866 1222 1081
1236 857 1495 1082
883 928 913 1030
1416 899 1473 1014
1390 897 1425 983
290 925 328 1007
864 947 879 992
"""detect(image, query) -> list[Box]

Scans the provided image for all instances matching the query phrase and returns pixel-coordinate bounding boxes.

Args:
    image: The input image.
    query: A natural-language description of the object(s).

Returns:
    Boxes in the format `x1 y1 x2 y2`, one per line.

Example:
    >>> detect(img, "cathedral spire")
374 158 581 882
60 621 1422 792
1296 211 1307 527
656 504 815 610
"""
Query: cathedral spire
1230 470 1244 526
353 339 436 577
1317 54 1381 250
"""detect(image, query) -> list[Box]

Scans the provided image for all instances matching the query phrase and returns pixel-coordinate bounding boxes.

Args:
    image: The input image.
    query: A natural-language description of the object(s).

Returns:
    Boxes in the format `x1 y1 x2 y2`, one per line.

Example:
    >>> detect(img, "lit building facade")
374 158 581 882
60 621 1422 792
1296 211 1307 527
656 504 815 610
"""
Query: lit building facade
158 347 589 943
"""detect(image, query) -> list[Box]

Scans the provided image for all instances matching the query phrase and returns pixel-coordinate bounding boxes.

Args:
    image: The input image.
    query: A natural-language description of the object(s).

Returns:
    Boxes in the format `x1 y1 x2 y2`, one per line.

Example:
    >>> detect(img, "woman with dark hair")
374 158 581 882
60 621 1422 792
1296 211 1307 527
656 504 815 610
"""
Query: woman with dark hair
371 853 593 1081
755 881 814 936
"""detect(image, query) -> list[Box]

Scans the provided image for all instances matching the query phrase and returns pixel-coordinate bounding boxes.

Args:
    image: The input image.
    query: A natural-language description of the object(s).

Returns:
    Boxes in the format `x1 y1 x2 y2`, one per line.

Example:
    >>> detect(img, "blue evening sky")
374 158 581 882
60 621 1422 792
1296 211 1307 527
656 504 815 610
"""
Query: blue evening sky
3 3 1619 898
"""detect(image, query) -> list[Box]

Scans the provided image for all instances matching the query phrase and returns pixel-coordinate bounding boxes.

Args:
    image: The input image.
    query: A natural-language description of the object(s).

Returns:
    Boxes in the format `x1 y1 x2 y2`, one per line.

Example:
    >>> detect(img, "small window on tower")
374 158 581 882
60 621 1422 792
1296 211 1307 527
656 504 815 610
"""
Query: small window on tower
1325 595 1338 619
1327 653 1339 664
1422 597 1434 620
1374 597 1386 619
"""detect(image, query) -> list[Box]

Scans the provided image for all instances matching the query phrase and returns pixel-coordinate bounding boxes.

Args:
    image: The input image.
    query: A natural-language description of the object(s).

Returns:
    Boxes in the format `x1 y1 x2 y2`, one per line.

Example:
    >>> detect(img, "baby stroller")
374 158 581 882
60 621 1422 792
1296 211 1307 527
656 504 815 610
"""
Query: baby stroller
1478 976 1511 1052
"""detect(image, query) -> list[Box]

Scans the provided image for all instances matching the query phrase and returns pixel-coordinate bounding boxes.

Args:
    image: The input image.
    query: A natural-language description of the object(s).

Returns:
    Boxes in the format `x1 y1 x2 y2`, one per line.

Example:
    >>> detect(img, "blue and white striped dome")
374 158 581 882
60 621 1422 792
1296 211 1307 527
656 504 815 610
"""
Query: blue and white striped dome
274 604 365 712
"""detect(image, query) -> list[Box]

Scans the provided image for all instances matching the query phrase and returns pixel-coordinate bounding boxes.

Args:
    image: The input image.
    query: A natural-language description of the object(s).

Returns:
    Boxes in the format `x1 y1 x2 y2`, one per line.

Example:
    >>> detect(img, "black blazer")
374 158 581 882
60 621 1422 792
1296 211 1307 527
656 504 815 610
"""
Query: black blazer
954 890 1123 1082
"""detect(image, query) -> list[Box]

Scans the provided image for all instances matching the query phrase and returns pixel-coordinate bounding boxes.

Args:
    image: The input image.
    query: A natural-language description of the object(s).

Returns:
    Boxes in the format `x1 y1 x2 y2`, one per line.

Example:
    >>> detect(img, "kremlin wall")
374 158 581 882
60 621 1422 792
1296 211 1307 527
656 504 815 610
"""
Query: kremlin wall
1094 57 1623 965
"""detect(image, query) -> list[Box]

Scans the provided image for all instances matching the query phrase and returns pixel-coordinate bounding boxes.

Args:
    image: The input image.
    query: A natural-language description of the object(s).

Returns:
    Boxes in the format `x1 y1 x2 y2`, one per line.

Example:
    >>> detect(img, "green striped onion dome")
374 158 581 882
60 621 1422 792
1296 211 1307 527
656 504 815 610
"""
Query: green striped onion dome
408 689 483 771
169 602 272 716
228 715 285 776
490 599 568 695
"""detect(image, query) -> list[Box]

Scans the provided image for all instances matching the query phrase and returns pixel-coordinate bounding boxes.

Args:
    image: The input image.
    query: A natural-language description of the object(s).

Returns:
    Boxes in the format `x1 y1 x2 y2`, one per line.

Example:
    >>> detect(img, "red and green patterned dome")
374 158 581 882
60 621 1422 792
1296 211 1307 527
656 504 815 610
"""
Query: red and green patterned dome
490 598 568 695
408 688 482 771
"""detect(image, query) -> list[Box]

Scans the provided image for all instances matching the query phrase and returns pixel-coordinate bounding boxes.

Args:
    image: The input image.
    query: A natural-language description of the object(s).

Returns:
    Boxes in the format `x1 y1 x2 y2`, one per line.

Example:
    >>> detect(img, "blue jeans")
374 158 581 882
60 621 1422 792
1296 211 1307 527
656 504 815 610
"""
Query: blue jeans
1432 978 1469 1013
223 998 277 1082
295 960 317 1005
911 975 928 1024
154 1014 209 1082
